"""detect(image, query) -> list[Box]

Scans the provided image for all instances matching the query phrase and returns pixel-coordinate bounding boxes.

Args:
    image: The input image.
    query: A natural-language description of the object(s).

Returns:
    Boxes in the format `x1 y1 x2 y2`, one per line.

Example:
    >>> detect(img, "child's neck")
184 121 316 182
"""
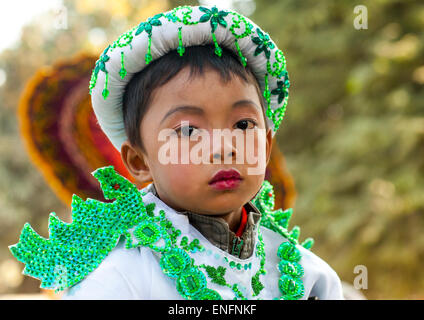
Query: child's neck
217 206 244 233
151 183 244 233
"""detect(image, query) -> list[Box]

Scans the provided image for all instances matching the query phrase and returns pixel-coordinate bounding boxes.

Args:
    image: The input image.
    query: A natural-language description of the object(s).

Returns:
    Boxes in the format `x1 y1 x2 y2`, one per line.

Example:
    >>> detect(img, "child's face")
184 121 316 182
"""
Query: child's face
122 67 272 216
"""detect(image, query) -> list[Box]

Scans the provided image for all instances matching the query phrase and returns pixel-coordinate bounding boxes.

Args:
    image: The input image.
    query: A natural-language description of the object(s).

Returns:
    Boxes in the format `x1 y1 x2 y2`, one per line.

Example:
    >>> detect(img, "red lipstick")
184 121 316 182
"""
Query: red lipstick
208 169 242 190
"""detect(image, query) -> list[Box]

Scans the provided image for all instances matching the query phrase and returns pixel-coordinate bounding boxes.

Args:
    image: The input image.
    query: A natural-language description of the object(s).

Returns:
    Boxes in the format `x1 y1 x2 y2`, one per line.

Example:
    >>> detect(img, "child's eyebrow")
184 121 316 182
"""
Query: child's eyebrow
160 105 204 125
232 99 261 112
160 100 261 125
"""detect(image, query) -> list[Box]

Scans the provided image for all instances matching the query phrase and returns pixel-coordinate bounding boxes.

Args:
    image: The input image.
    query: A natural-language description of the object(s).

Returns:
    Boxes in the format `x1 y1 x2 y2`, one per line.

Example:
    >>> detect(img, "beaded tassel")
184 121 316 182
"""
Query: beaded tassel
119 52 127 79
177 26 185 56
102 72 109 99
145 36 153 64
211 33 222 57
234 39 247 67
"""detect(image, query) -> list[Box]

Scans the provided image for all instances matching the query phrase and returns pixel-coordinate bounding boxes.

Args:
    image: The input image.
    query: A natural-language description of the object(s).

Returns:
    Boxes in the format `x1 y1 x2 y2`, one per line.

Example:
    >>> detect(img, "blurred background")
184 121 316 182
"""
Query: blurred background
0 0 423 299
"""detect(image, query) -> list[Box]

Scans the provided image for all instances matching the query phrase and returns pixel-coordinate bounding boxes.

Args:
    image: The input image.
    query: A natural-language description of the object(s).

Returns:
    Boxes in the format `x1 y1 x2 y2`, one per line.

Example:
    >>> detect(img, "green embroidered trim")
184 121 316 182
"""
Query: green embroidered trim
88 5 291 132
252 179 314 300
166 6 199 25
251 228 266 296
111 27 136 50
267 50 286 77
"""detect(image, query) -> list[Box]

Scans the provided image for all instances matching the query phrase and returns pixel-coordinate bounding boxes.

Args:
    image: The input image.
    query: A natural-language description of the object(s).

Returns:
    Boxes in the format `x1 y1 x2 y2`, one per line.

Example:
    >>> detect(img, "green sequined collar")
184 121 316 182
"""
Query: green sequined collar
9 166 313 300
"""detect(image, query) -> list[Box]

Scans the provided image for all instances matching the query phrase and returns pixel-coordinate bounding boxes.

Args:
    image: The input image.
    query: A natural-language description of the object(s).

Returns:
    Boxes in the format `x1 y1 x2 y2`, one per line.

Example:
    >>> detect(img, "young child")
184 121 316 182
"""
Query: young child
9 5 344 300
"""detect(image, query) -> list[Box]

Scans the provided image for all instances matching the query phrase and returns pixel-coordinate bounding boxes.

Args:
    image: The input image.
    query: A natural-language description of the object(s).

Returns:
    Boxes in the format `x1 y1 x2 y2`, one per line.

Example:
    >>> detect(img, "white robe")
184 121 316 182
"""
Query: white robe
63 185 344 300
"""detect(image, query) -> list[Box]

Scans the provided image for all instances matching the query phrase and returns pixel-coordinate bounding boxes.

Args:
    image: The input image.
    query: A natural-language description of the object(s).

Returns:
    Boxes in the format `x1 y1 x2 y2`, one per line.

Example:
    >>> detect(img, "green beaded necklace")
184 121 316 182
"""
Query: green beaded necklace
9 166 313 299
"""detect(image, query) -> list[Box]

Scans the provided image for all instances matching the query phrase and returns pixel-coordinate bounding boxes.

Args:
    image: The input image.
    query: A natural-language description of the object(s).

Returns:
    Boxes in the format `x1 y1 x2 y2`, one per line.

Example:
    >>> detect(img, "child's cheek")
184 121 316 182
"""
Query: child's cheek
162 163 199 191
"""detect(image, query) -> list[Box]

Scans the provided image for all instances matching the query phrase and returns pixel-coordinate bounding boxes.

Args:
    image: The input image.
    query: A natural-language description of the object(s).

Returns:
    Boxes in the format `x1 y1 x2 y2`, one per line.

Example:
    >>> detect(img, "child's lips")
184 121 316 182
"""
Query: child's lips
208 169 242 190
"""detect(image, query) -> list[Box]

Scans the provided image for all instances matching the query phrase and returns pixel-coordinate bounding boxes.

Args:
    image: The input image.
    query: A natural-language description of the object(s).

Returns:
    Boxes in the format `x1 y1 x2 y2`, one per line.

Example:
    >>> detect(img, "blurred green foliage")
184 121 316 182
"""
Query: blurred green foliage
0 0 422 298
251 0 424 299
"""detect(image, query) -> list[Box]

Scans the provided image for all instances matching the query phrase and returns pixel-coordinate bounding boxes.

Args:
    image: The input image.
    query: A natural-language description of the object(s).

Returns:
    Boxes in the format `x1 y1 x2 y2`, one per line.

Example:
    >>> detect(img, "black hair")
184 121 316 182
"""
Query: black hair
122 44 267 152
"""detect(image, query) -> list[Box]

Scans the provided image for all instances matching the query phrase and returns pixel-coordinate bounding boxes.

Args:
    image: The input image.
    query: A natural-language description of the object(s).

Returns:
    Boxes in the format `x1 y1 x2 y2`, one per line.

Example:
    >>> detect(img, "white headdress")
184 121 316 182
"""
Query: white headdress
89 5 290 150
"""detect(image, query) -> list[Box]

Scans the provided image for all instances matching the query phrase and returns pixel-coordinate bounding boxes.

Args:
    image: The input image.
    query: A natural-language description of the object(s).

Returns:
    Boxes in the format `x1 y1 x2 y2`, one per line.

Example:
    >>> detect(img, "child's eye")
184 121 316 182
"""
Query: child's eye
175 125 199 137
234 119 257 130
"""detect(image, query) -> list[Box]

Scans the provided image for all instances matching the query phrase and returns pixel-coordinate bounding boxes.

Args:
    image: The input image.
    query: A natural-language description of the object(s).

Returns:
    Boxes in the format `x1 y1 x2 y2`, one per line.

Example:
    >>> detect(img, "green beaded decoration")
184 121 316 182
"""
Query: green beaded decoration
180 236 204 253
176 267 207 298
133 221 161 245
252 179 315 300
160 248 191 278
199 265 227 286
251 229 267 297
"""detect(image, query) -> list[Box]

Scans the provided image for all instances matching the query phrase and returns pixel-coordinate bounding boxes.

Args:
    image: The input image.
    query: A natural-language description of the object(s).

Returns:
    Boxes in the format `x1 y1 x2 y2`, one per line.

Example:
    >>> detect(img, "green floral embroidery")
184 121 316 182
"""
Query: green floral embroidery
271 73 290 104
199 265 227 286
135 13 163 37
199 6 229 33
252 28 275 59
135 13 164 65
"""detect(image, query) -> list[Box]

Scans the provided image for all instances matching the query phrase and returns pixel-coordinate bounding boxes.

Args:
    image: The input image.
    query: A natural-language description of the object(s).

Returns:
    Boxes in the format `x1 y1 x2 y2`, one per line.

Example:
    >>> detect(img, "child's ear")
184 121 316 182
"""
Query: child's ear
265 128 273 166
121 140 153 183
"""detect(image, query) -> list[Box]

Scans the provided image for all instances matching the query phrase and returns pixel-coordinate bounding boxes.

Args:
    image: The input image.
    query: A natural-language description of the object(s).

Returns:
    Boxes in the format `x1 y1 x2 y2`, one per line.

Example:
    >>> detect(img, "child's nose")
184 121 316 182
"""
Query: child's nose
210 136 237 163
